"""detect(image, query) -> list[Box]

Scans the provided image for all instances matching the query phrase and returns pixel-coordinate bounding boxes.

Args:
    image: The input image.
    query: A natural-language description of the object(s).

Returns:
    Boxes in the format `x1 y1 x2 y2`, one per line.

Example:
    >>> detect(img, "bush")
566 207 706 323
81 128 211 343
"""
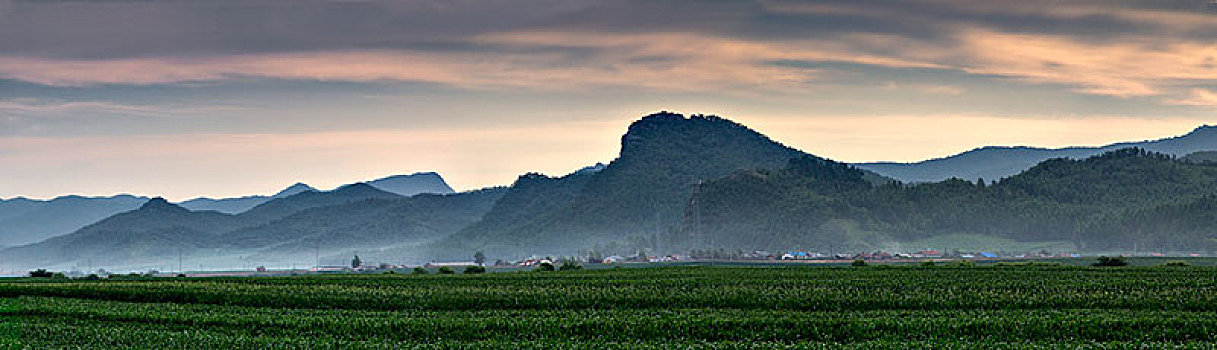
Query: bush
559 261 583 271
536 262 555 272
437 266 456 274
412 267 429 275
851 259 867 267
1093 256 1128 267
176 273 187 278
28 269 53 278
1162 260 1191 267
463 265 486 274
920 260 936 267
382 270 398 275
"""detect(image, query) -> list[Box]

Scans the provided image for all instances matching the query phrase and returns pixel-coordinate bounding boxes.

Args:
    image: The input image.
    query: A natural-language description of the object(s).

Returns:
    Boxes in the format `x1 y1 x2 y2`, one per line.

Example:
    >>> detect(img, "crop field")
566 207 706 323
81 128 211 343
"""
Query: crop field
2 265 1217 349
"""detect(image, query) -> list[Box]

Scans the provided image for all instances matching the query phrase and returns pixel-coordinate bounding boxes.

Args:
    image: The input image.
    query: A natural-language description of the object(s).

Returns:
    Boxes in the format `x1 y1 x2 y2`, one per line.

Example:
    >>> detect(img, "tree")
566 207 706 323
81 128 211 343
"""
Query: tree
463 265 486 274
1093 256 1128 267
474 251 487 266
412 267 429 275
28 269 53 278
351 254 362 268
536 262 555 272
437 266 455 274
559 258 583 271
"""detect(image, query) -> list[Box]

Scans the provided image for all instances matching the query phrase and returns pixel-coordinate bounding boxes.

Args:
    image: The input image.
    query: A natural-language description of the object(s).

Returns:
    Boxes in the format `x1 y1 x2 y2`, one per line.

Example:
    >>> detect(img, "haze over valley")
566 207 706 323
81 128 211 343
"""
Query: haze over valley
5 113 1217 272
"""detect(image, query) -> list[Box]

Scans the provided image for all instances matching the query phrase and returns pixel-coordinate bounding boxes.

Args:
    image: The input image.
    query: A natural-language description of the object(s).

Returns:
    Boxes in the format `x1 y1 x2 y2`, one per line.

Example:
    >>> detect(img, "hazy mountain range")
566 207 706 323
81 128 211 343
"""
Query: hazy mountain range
5 112 1217 271
1 182 500 270
854 125 1217 183
0 173 455 247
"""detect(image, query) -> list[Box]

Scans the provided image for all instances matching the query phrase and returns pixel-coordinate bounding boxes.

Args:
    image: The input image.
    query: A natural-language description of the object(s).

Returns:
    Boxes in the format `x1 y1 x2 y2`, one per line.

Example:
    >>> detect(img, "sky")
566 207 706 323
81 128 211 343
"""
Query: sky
2 0 1216 200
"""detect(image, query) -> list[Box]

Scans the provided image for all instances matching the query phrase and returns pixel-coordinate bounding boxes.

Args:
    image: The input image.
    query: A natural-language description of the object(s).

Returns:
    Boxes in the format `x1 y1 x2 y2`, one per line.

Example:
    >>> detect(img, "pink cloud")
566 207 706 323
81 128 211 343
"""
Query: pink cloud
1 27 1215 105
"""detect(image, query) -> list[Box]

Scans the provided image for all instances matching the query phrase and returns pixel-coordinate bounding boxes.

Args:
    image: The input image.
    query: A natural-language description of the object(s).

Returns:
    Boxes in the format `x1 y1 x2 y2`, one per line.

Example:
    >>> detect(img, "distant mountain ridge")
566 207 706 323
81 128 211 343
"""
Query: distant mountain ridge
0 195 148 247
178 183 318 213
0 173 455 247
1 181 503 270
365 172 455 196
855 125 1217 183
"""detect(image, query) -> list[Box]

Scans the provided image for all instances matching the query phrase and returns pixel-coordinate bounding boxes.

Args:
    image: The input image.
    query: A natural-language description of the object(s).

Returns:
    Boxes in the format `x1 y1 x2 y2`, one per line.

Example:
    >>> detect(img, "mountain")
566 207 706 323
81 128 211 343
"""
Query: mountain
365 172 455 196
0 179 504 270
688 148 1217 254
231 187 506 259
432 112 862 258
855 125 1217 183
177 183 318 214
219 183 400 224
273 183 318 197
0 195 149 247
0 174 444 246
0 183 321 246
432 172 597 256
0 198 250 268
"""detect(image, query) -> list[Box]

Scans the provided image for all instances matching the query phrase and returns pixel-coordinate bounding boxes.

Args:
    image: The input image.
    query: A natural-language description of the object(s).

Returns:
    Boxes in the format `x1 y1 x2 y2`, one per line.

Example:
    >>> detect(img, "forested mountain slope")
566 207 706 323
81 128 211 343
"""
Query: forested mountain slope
429 112 885 258
689 148 1217 253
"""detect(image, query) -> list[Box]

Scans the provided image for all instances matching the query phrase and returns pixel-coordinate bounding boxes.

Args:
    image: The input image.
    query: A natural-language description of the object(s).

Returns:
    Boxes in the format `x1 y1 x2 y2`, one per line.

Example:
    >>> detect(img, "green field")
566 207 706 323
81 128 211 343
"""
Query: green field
3 265 1217 349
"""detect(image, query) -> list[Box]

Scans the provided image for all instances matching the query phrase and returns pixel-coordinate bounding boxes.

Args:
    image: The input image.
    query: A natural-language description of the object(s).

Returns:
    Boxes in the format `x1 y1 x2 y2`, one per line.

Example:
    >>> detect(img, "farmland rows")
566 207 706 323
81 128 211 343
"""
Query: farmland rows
3 266 1217 348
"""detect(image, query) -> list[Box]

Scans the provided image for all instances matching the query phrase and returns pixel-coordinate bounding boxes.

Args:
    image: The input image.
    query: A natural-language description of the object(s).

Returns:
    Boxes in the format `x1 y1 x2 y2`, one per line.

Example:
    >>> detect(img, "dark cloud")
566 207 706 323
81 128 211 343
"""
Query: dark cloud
0 0 593 58
4 0 1214 59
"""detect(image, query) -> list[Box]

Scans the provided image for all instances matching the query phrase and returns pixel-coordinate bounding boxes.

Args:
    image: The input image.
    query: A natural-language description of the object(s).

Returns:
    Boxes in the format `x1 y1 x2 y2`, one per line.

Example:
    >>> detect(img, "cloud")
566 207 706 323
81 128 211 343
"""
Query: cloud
1166 88 1217 106
882 82 964 96
2 0 1216 106
955 29 1217 97
0 32 948 94
0 98 245 118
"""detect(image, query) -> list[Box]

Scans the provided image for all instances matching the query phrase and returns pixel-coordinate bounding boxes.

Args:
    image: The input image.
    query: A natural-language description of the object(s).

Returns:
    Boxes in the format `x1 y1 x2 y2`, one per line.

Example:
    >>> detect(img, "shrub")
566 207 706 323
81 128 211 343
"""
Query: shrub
176 274 187 278
851 259 868 267
536 262 556 272
1162 260 1191 267
559 261 583 271
382 270 398 275
437 266 456 274
28 269 53 278
920 260 936 267
1093 256 1128 267
463 265 486 274
412 267 429 275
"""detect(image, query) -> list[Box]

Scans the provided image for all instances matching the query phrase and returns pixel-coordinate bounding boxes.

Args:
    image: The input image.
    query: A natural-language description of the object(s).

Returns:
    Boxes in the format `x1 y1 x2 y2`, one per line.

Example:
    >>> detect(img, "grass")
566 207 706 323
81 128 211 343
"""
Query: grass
3 265 1217 348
